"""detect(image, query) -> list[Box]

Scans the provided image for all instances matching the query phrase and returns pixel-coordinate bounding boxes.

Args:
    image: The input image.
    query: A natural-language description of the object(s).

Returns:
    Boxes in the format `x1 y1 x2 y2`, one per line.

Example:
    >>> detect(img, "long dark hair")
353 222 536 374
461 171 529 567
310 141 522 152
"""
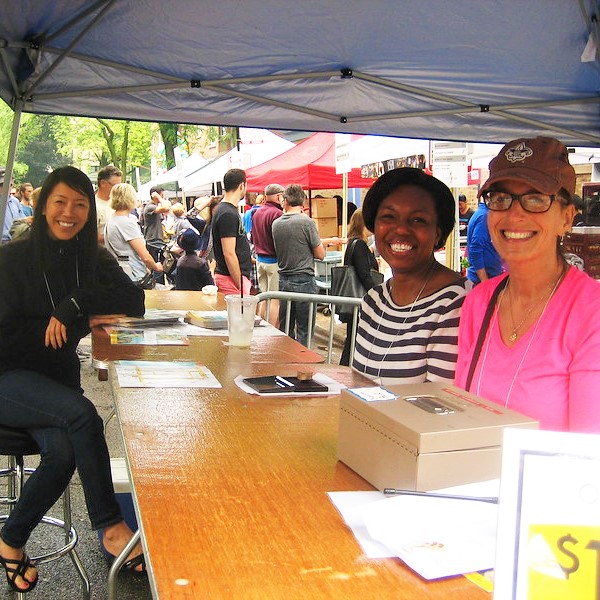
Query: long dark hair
31 166 98 285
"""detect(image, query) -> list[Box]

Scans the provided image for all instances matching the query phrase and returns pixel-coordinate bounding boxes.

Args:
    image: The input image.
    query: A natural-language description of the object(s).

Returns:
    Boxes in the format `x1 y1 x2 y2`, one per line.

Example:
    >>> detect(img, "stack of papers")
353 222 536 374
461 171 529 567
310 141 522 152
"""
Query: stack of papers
329 479 500 580
117 309 183 327
115 360 221 388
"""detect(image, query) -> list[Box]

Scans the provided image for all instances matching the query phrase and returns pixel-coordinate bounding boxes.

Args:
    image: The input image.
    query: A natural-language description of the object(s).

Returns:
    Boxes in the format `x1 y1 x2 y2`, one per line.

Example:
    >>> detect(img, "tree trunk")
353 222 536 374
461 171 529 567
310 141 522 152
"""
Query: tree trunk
159 122 178 169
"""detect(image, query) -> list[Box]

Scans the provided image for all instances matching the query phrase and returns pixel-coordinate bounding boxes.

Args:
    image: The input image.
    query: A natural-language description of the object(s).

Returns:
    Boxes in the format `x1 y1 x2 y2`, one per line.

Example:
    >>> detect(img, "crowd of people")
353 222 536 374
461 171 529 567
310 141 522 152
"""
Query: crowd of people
0 134 599 593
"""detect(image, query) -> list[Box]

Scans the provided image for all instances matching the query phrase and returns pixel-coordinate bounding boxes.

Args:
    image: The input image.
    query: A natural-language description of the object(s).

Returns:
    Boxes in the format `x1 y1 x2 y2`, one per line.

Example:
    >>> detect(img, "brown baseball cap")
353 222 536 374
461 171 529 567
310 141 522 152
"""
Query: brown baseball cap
480 136 576 198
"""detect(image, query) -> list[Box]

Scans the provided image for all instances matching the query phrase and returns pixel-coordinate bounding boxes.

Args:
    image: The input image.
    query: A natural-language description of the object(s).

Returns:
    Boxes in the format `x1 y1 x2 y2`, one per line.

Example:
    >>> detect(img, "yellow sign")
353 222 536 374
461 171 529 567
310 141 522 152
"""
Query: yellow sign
528 524 600 600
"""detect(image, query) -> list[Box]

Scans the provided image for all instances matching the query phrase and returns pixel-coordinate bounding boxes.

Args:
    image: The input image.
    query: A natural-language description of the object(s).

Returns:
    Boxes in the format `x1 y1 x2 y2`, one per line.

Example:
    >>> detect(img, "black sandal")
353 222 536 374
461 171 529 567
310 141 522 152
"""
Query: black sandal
105 550 147 574
123 553 146 573
0 551 39 593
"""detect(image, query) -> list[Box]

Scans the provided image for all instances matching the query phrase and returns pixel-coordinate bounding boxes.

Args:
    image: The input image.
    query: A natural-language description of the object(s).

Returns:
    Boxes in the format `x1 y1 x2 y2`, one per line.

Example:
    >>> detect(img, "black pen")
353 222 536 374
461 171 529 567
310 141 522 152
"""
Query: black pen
383 488 498 504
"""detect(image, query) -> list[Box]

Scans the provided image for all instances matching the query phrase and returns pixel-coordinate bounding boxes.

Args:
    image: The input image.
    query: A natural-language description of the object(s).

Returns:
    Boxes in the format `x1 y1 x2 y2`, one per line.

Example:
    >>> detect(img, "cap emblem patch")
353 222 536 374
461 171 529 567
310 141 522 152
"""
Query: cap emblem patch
505 142 533 163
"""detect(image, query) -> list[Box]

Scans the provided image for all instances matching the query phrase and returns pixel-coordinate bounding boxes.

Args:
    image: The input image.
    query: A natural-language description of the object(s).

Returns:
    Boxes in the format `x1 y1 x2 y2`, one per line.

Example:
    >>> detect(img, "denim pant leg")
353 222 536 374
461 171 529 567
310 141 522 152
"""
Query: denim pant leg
146 242 165 284
0 370 121 547
278 277 296 340
278 275 317 347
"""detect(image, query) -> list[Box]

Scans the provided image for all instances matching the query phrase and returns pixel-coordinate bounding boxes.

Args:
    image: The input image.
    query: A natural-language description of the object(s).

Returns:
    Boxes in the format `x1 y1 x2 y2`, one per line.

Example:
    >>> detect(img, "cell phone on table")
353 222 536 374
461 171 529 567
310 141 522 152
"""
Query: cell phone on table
243 375 328 394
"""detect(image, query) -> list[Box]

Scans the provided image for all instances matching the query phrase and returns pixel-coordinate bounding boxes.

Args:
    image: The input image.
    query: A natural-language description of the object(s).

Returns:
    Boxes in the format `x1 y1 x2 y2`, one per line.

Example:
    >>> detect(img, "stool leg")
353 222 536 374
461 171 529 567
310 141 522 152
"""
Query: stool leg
9 455 22 511
5 457 26 600
61 486 90 599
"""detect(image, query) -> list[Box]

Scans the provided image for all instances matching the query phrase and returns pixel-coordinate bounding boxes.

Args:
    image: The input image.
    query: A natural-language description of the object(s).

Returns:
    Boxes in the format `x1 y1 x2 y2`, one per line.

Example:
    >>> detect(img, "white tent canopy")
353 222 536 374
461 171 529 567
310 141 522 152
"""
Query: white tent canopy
137 153 207 200
184 129 294 196
1 1 600 232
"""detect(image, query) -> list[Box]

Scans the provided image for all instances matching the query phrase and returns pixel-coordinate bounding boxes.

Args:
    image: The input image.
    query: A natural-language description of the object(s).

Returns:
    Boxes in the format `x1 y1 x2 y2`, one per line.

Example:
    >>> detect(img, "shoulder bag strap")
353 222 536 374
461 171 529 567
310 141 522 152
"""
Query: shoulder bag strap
343 238 359 266
464 276 509 392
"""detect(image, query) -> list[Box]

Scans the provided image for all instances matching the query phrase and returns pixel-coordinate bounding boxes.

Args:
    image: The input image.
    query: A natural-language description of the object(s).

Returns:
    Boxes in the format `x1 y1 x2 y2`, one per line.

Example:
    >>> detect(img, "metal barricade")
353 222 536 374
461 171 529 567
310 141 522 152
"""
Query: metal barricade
255 291 361 364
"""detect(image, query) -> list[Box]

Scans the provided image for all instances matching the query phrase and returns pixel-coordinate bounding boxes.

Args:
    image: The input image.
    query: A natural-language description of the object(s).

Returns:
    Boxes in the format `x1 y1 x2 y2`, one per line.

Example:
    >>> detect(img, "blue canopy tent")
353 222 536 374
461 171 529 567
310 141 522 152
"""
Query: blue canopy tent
1 0 600 233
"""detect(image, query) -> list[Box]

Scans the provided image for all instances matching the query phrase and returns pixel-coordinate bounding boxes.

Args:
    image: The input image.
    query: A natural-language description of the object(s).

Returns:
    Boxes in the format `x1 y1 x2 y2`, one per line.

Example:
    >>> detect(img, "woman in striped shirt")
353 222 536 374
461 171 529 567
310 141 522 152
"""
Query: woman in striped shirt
352 168 471 385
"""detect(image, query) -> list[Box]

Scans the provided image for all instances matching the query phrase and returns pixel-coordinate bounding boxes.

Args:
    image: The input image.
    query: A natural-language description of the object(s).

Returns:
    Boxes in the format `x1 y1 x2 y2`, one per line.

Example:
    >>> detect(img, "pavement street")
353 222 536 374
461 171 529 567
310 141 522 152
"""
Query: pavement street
0 311 345 599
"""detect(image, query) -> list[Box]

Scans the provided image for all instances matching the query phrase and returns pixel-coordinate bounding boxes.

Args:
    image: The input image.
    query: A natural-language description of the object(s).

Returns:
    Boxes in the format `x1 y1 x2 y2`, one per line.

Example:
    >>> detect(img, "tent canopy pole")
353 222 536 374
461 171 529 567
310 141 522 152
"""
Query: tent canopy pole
0 100 24 239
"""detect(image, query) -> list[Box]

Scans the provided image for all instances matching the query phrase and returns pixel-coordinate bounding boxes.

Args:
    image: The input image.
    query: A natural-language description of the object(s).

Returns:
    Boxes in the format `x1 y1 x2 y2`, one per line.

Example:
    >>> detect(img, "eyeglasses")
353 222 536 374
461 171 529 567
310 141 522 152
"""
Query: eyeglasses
482 191 564 213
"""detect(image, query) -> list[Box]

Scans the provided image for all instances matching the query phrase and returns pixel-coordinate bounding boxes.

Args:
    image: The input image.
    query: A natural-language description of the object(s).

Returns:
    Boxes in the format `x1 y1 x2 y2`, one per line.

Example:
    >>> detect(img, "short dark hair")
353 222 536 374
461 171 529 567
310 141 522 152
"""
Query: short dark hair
458 194 467 202
149 186 164 198
283 184 306 207
223 169 246 192
97 165 122 186
362 168 455 251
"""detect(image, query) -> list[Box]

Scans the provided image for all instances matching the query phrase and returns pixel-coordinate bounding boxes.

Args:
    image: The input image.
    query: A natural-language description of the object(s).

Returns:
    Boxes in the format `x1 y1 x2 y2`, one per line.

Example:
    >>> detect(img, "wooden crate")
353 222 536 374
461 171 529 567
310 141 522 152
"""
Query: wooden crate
563 230 600 279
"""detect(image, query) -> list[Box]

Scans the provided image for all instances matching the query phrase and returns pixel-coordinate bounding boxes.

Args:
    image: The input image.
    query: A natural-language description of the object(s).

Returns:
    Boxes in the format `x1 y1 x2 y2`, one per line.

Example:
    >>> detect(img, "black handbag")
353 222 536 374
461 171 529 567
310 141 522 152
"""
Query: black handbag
331 239 382 320
136 270 156 290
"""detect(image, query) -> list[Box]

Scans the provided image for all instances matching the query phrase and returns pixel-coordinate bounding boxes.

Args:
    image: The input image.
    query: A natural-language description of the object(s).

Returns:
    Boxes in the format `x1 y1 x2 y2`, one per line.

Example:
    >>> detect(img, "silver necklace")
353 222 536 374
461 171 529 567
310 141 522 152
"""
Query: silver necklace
369 260 438 382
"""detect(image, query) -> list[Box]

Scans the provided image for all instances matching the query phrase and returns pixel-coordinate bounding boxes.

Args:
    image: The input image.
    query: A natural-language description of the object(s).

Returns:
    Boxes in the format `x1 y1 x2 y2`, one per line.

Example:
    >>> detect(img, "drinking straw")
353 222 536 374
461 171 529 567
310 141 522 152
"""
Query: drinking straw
240 274 244 314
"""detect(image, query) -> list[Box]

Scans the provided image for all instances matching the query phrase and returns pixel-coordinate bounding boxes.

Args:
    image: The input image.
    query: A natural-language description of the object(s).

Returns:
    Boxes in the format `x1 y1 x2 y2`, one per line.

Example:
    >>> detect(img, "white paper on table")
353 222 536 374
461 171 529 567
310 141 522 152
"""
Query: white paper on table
327 491 393 557
234 373 344 397
115 360 222 388
329 480 500 579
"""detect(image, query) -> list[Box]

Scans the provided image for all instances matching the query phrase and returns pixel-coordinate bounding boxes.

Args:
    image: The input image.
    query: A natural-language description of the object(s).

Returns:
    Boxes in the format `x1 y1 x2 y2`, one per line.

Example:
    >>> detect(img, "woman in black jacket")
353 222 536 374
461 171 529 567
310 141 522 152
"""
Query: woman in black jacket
0 167 145 592
339 209 381 366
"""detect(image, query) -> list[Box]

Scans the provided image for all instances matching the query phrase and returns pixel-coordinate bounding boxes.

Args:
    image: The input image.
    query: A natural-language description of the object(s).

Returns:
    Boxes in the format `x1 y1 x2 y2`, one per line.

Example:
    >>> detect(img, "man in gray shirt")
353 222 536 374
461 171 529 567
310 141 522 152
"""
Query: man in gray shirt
272 184 335 346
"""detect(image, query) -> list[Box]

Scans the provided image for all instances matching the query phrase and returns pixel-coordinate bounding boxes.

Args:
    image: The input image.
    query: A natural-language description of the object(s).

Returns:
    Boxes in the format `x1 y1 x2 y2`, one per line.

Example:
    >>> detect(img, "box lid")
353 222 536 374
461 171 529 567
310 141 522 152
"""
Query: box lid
340 382 538 454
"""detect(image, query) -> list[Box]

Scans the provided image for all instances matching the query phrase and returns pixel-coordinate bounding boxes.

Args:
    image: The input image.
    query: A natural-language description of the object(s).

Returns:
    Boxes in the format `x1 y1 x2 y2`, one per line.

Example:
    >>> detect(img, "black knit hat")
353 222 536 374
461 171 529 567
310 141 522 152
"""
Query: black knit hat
362 167 455 251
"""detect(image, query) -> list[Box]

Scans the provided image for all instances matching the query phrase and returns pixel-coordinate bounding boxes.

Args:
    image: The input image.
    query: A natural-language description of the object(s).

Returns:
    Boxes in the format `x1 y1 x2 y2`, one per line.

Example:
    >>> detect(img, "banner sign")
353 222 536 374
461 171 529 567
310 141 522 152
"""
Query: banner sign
361 154 427 179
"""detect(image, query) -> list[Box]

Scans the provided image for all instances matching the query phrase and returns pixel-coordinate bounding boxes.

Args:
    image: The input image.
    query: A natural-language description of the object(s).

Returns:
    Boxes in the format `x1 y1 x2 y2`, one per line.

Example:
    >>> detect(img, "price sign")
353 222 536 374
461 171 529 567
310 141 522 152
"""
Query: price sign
527 525 600 600
494 429 600 600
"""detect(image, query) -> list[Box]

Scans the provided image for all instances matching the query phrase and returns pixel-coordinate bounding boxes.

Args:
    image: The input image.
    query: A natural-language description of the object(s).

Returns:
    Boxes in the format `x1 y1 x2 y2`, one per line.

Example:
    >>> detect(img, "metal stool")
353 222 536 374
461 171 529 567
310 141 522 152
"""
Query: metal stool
0 424 90 599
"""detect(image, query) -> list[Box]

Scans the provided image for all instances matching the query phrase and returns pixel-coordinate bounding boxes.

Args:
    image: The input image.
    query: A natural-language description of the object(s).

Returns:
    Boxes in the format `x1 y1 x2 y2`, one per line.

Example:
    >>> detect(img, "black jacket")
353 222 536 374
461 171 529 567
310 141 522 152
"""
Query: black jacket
0 237 144 390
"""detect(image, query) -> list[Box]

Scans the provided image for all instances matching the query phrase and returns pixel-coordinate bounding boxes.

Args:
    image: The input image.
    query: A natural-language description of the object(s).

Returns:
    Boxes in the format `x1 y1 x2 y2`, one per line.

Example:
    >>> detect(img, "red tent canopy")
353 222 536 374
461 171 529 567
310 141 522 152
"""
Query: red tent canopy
245 132 377 192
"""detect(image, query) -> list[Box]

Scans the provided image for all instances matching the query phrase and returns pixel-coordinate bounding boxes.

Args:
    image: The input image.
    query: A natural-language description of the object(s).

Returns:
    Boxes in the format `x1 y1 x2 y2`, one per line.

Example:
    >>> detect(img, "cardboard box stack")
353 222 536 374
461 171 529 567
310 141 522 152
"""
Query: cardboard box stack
310 197 338 239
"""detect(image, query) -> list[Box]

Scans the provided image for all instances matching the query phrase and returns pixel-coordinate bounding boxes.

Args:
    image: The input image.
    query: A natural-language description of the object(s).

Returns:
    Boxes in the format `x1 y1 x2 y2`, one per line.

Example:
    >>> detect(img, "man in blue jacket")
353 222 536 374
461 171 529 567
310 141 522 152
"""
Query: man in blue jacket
466 199 503 284
1 168 26 243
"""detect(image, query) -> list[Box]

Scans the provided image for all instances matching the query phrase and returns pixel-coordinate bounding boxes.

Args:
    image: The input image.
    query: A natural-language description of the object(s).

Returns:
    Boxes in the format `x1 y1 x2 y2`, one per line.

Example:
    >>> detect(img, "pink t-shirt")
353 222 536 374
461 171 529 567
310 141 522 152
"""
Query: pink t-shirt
455 267 600 432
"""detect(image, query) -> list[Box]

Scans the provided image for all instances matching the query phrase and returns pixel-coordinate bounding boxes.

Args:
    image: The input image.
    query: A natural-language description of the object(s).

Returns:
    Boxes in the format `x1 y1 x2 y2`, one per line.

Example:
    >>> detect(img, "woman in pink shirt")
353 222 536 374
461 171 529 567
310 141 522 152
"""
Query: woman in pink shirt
455 137 600 433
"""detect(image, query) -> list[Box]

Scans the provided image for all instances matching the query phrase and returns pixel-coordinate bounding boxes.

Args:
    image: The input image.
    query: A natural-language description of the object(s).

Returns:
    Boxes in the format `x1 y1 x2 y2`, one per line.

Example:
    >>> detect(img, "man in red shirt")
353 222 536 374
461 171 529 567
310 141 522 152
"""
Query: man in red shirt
251 183 285 323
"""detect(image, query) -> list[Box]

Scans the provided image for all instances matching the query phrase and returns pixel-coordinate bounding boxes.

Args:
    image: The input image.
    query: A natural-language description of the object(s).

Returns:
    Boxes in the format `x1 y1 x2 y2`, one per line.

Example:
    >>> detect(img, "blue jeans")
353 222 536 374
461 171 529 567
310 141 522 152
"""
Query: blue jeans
278 274 317 347
0 370 121 548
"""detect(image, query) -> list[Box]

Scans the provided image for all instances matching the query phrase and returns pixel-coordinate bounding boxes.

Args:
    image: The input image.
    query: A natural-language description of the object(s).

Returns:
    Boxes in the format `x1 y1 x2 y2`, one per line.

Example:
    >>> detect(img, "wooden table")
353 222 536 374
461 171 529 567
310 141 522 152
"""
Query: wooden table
106 362 488 598
93 290 323 378
144 289 227 311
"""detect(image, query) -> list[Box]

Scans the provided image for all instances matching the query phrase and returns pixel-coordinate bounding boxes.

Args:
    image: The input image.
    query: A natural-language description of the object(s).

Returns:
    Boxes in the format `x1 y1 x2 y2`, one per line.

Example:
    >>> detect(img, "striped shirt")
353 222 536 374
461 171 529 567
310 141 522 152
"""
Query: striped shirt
352 278 472 385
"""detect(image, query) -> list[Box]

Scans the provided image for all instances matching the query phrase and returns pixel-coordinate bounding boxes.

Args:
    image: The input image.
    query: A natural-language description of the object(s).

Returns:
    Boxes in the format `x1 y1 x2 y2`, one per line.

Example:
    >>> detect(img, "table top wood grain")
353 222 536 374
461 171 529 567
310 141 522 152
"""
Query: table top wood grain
110 355 489 599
